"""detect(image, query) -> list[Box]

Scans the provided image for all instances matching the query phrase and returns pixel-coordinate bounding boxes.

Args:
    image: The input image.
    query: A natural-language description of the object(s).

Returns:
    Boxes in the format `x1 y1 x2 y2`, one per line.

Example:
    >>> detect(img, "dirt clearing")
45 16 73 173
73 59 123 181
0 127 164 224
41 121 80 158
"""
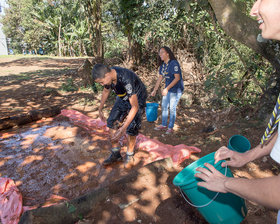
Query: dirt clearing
0 56 279 223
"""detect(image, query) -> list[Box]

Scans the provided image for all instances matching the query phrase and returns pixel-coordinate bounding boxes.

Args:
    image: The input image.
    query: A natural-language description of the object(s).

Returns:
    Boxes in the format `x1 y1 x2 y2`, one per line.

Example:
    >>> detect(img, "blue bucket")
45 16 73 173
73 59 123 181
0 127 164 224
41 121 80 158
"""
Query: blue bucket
146 103 159 122
173 152 247 224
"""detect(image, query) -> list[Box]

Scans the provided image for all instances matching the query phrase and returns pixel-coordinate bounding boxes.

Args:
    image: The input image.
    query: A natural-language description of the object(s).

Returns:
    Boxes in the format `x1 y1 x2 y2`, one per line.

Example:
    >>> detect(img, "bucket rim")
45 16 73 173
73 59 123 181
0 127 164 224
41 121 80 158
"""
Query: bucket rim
228 135 251 152
146 102 159 107
173 152 226 187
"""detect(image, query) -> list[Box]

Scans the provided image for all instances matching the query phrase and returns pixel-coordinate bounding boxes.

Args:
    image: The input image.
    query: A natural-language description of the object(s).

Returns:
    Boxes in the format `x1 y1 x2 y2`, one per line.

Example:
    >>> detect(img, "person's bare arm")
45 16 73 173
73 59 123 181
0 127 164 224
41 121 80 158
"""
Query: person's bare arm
195 162 280 210
98 88 111 122
122 94 139 130
225 174 280 209
151 76 163 96
215 132 278 167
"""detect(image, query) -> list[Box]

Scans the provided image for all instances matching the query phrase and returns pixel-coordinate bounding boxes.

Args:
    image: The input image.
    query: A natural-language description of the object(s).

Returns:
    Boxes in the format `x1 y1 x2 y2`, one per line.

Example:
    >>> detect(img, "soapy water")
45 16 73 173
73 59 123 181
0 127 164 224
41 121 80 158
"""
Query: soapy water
0 111 201 207
0 117 115 207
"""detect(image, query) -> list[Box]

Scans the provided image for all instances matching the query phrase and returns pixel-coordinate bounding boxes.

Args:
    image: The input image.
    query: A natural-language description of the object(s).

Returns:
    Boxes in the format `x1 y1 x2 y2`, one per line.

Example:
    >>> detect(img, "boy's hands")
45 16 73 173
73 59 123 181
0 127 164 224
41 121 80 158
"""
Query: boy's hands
111 126 126 141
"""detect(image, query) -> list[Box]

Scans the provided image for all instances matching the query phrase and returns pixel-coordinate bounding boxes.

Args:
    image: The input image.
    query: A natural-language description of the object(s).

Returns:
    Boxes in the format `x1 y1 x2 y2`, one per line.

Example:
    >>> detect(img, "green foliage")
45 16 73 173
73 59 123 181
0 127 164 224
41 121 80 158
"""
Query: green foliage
1 0 276 109
92 83 103 93
2 0 92 56
66 202 77 213
61 78 78 92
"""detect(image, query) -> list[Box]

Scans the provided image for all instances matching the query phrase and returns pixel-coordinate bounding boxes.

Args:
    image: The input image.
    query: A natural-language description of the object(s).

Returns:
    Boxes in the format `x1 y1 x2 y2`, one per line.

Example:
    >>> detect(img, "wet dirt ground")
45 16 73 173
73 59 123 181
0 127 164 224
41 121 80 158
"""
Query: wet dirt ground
0 115 156 208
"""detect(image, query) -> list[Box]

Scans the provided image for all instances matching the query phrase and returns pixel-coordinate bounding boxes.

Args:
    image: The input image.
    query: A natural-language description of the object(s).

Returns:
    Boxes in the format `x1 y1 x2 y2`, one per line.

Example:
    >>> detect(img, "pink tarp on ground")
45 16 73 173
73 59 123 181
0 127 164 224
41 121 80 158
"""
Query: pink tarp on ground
0 178 23 224
61 109 201 166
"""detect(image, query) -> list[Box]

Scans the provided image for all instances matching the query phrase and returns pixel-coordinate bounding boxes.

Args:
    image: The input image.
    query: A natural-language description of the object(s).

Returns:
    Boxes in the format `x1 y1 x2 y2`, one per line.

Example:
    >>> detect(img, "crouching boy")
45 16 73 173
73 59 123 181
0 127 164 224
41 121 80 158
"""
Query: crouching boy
92 64 147 167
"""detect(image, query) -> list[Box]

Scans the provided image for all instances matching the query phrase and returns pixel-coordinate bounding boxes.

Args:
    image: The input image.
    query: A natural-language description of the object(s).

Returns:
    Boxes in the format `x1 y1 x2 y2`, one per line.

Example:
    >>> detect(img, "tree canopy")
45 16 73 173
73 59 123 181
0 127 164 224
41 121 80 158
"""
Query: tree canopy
1 0 280 110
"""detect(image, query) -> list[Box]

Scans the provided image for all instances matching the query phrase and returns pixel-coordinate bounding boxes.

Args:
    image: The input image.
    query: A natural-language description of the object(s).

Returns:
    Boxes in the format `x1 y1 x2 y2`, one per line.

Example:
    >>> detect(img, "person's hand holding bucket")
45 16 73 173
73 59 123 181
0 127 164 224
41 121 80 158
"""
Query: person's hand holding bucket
195 162 229 193
214 135 251 168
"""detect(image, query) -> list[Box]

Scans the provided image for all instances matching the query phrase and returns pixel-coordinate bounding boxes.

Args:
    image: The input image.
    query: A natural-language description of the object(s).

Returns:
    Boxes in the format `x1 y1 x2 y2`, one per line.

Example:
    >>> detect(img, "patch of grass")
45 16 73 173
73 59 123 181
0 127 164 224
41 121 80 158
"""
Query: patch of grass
45 88 54 94
66 202 77 213
0 55 21 59
2 69 13 73
4 68 75 80
80 85 94 92
180 136 188 141
15 74 32 80
31 68 74 77
78 97 96 106
60 78 78 92
92 82 103 93
0 55 52 60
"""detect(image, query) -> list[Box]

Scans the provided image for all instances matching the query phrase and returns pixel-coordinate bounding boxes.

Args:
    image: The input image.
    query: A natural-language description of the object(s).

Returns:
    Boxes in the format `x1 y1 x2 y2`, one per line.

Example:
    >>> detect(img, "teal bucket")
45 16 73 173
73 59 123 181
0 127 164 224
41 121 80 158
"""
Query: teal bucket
228 135 251 153
173 152 247 224
146 103 159 122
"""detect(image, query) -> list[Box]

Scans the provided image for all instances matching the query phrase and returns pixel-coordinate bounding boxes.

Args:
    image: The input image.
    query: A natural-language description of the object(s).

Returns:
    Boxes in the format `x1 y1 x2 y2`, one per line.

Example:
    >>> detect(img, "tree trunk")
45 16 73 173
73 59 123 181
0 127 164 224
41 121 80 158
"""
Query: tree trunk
0 107 61 131
58 16 62 57
84 1 96 57
132 41 142 65
94 0 103 59
128 32 132 62
84 0 103 59
207 0 280 72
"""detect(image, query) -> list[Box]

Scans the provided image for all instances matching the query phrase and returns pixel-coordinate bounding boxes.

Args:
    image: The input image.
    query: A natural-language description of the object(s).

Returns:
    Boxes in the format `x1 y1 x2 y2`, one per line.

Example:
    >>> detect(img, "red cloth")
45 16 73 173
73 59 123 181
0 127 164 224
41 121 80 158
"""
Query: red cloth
0 178 23 224
61 109 201 166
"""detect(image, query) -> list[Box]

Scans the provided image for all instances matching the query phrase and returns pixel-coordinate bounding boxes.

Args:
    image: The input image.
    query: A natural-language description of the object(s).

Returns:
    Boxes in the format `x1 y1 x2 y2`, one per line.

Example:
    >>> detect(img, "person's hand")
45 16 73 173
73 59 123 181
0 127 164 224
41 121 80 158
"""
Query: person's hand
214 146 249 168
111 126 126 141
98 109 106 122
195 163 229 193
161 88 168 96
151 90 156 97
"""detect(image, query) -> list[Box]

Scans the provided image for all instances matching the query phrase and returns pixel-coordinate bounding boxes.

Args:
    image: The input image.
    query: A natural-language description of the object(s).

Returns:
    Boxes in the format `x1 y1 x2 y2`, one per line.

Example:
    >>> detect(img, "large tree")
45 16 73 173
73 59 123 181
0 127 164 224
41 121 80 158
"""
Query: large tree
207 0 280 72
82 0 103 59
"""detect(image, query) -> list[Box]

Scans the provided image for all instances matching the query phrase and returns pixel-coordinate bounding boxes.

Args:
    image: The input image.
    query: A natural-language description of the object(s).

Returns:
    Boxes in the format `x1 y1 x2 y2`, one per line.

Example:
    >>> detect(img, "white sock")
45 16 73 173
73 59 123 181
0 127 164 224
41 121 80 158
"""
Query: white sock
126 151 134 156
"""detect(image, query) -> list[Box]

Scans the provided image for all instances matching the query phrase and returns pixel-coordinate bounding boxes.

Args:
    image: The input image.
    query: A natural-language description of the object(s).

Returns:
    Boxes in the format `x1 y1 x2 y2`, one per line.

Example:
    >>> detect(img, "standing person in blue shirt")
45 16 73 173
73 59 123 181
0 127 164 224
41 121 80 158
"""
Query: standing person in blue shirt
151 46 184 134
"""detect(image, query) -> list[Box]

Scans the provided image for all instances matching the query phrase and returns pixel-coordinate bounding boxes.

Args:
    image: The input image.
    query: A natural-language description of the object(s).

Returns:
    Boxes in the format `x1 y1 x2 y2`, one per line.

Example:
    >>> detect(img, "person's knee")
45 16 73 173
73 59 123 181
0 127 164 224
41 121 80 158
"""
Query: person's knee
170 105 177 114
161 103 169 111
169 99 178 113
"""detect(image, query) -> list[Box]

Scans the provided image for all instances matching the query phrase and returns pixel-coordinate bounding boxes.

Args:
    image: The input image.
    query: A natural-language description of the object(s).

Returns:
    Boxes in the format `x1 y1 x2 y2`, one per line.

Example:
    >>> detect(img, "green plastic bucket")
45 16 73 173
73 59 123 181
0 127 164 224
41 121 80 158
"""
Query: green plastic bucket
173 152 247 224
228 135 251 153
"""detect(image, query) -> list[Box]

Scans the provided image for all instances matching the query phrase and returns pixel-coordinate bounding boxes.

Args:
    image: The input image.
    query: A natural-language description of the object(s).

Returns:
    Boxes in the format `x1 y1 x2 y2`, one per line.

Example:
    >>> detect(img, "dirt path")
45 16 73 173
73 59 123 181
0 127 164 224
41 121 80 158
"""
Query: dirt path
0 56 279 223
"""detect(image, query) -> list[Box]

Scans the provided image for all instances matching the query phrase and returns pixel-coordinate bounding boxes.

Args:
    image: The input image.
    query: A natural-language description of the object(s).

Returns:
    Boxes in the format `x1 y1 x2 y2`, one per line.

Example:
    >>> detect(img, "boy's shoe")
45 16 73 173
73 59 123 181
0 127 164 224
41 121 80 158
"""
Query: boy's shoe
103 151 123 166
165 128 173 134
154 125 167 131
124 154 135 168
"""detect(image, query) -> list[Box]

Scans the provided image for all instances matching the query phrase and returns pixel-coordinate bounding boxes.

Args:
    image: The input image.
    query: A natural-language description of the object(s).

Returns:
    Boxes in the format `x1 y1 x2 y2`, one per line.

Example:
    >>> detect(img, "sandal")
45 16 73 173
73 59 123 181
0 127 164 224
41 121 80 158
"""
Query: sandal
154 125 167 131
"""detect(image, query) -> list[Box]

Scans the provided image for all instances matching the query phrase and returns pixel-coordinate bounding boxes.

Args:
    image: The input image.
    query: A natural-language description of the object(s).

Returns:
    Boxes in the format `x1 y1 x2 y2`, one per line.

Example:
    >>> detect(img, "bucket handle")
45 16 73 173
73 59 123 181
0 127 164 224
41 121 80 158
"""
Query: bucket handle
179 164 227 208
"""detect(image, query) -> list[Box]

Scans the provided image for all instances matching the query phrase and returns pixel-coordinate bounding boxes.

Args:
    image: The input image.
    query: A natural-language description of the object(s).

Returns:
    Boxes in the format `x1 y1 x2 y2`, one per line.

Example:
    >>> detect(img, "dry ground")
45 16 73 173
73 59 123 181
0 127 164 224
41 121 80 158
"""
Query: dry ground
0 56 279 223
